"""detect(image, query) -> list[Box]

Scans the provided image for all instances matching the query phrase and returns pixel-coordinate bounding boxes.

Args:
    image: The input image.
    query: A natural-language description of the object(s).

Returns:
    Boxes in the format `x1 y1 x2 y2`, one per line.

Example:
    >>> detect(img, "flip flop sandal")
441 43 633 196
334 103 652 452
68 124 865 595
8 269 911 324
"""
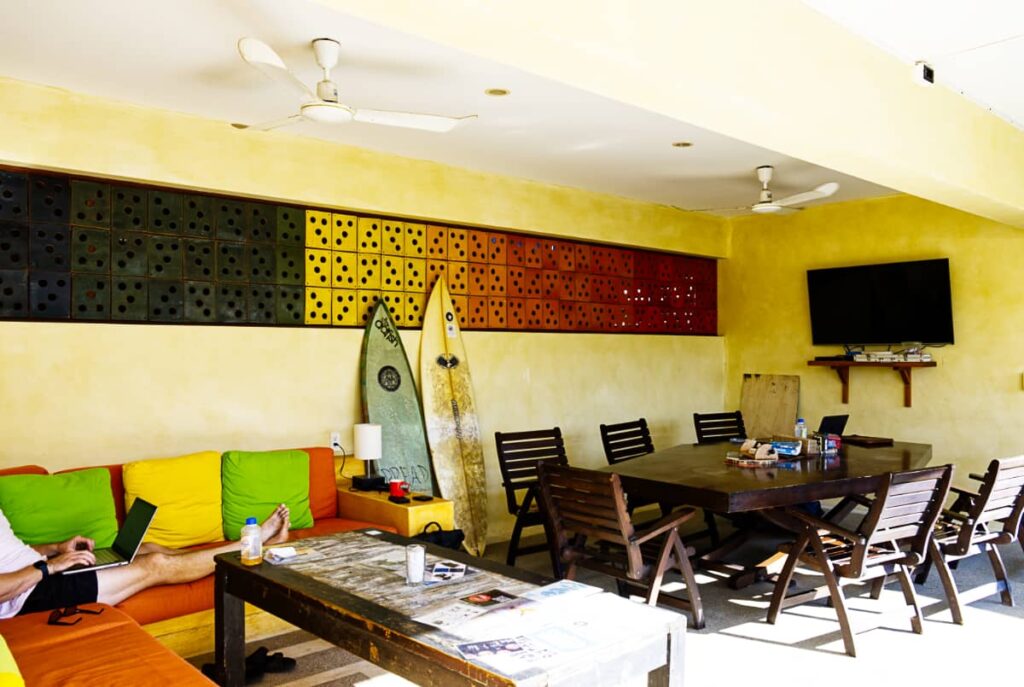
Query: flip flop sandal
200 660 265 685
263 651 297 673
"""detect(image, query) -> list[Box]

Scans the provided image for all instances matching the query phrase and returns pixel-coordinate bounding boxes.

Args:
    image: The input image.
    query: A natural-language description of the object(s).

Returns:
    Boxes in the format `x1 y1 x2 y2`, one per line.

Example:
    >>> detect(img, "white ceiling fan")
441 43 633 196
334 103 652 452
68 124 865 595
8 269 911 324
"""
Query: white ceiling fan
691 165 840 214
231 37 477 133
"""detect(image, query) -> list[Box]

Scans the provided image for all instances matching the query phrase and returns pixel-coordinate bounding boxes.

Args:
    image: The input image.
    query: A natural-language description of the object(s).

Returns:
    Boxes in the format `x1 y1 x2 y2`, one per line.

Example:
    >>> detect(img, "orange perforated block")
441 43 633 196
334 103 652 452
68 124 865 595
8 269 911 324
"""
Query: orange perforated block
487 297 507 328
488 264 507 296
382 219 405 256
507 297 526 329
381 255 404 292
332 288 357 326
468 296 488 329
608 304 636 331
304 287 331 325
447 227 468 261
525 298 544 329
507 236 525 266
558 241 575 271
381 291 406 325
332 251 358 289
357 254 381 289
450 294 469 327
305 210 331 249
357 217 382 252
404 291 427 326
541 299 560 329
589 303 611 331
542 270 560 299
447 261 469 294
559 272 575 300
468 262 488 296
572 273 592 301
356 290 381 324
559 301 580 330
540 240 560 270
426 225 448 259
468 230 488 263
426 259 446 292
523 238 544 269
332 213 357 252
507 266 526 297
486 232 507 264
304 248 331 287
404 257 426 291
404 223 426 257
524 269 543 298
575 244 592 273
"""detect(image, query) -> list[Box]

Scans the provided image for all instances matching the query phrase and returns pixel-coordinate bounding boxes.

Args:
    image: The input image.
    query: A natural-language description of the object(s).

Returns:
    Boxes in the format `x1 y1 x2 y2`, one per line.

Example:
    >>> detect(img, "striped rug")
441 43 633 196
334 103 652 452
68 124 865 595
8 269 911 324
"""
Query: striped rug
186 630 415 686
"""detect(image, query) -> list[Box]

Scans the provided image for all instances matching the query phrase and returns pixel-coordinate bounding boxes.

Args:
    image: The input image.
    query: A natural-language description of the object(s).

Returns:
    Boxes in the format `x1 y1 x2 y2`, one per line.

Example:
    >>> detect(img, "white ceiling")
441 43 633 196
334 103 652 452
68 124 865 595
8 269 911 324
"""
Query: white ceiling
0 0 892 215
805 0 1024 130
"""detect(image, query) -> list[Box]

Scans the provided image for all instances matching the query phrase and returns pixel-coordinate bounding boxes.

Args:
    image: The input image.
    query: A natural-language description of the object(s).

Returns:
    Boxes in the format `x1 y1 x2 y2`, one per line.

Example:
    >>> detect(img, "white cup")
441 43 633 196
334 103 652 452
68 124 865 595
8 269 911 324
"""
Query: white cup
406 544 425 584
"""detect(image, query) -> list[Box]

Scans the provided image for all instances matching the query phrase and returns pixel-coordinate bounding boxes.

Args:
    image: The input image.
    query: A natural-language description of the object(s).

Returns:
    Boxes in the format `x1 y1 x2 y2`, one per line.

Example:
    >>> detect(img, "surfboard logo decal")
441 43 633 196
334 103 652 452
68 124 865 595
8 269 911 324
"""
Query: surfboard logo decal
378 365 402 392
436 354 460 369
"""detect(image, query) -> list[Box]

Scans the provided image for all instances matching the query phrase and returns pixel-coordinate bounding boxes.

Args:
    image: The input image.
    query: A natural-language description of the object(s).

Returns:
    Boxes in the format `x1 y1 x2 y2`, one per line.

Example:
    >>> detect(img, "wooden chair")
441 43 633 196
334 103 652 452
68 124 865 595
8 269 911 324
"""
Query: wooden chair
537 462 705 629
914 455 1024 624
494 427 569 572
693 411 746 444
599 418 654 465
767 465 953 657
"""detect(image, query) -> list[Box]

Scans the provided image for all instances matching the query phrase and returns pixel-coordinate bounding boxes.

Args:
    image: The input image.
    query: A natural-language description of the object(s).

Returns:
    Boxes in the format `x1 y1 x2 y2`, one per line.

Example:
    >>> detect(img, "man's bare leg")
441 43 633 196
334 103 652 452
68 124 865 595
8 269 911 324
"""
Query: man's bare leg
96 505 290 606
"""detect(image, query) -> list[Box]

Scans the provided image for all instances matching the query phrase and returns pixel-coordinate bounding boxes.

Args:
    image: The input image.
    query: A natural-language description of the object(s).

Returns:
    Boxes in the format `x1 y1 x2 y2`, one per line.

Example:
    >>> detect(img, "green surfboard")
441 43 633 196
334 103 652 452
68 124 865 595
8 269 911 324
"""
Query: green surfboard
360 301 435 494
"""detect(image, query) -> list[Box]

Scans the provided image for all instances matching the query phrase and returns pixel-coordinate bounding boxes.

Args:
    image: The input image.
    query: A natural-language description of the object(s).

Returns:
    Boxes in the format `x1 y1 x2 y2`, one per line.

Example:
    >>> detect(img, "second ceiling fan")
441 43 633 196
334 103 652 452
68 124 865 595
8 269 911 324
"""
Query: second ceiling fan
694 165 839 215
232 37 477 133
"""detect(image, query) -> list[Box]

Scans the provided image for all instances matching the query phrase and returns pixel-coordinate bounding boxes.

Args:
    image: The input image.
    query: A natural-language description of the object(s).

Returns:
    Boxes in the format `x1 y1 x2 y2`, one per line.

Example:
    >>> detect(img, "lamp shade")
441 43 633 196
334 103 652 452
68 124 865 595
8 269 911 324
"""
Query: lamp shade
353 423 382 462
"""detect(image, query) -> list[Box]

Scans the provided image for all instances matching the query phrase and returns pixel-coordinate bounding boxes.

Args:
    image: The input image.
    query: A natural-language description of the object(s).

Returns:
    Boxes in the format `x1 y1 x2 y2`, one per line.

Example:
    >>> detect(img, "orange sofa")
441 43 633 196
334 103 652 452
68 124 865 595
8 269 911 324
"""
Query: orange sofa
0 447 390 625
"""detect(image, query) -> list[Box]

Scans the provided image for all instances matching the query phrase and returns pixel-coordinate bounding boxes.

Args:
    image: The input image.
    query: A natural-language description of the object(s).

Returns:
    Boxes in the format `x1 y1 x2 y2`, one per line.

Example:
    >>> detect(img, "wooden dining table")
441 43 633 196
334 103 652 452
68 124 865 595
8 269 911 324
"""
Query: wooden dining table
599 440 933 587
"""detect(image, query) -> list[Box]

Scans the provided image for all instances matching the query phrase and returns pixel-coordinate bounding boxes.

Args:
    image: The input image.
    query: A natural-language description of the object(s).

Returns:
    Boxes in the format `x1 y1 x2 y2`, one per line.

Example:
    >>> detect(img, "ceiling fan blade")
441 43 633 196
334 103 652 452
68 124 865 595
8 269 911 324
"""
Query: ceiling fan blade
775 181 840 207
677 204 751 213
238 37 315 103
351 109 477 132
230 114 305 132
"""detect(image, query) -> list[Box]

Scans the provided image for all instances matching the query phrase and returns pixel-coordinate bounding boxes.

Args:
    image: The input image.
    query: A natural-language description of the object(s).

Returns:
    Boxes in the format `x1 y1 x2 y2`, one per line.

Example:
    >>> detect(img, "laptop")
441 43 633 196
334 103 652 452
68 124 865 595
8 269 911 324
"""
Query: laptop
817 414 850 437
63 498 157 574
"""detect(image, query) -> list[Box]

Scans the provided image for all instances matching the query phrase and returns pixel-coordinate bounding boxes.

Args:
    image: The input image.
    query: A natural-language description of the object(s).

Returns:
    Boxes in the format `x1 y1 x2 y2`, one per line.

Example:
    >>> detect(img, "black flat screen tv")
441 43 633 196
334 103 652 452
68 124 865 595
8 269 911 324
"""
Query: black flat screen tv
807 258 954 345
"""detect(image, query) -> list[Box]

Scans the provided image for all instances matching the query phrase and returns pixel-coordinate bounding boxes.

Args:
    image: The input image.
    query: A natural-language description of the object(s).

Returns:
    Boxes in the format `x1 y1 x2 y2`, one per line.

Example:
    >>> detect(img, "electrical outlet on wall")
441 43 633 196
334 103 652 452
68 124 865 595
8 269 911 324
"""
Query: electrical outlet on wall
330 431 342 453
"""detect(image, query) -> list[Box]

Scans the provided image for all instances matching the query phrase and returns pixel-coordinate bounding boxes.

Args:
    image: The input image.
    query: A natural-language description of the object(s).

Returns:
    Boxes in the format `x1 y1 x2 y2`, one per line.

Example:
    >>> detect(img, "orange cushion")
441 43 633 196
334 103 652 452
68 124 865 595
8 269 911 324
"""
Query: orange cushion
0 605 211 686
299 447 338 520
118 519 397 625
55 464 126 525
0 465 47 477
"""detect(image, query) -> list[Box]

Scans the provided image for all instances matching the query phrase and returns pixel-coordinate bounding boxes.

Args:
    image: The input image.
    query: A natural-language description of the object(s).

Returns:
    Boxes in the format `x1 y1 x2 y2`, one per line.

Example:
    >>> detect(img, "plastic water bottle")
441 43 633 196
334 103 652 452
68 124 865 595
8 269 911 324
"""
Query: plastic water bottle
240 517 262 566
794 418 808 439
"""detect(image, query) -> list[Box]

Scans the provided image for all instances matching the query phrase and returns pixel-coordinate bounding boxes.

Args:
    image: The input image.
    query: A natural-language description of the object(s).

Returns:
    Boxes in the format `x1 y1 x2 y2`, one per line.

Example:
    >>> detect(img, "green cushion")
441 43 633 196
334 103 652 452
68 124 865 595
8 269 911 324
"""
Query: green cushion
0 468 118 548
221 450 314 541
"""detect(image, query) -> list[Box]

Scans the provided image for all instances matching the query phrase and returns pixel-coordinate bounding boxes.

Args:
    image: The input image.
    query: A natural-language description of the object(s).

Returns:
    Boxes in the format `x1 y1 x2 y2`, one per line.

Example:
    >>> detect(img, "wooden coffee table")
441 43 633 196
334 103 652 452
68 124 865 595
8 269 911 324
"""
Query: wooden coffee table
213 530 685 686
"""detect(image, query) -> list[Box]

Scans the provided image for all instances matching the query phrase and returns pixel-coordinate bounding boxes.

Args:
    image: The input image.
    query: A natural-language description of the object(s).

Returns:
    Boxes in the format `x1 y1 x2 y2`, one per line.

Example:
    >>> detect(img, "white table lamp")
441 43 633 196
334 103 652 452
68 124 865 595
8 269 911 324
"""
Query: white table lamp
352 423 384 491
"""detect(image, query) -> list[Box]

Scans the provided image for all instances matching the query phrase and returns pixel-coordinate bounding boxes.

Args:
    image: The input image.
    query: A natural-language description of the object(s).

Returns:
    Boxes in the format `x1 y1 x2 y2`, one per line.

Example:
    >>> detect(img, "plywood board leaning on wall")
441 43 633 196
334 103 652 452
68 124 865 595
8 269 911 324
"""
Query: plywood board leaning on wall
740 374 800 438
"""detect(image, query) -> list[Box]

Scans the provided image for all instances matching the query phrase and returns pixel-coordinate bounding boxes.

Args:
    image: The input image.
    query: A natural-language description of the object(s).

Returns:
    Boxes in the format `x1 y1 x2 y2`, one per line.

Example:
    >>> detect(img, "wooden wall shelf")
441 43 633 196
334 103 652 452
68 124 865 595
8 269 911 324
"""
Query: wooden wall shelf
807 360 937 408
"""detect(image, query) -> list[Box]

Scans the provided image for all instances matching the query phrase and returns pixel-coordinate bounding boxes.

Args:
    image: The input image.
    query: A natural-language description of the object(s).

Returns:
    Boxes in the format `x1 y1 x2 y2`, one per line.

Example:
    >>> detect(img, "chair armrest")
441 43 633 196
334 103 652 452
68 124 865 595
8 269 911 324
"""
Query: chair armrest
968 473 984 482
632 508 697 545
941 509 971 523
786 507 865 545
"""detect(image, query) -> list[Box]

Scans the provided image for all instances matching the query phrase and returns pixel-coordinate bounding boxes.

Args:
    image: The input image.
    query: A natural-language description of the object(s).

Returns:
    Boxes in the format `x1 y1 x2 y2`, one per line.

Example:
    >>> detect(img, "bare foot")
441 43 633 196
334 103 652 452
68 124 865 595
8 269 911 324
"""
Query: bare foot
260 504 289 544
266 512 290 546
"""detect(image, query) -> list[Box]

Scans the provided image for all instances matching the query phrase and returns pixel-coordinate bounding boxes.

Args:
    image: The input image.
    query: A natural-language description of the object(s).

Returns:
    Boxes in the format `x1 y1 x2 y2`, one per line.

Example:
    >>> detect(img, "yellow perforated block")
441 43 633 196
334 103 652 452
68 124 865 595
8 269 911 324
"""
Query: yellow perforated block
332 288 357 326
404 223 426 258
356 290 382 325
305 210 332 249
332 251 358 288
404 257 426 292
357 217 382 253
305 248 331 287
382 220 405 256
380 291 406 326
356 254 381 289
380 255 405 292
332 213 357 252
305 287 331 325
404 291 427 326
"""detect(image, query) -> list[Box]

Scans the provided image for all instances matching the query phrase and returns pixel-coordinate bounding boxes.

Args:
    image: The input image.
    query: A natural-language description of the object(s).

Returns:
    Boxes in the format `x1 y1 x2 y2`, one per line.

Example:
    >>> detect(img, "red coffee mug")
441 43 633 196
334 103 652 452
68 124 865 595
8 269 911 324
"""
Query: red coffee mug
389 479 411 498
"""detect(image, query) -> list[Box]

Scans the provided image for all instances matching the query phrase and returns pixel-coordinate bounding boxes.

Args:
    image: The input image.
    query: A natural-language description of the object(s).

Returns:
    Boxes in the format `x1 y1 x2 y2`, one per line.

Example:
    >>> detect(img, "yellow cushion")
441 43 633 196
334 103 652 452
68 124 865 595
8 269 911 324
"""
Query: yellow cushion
123 451 223 548
0 636 24 687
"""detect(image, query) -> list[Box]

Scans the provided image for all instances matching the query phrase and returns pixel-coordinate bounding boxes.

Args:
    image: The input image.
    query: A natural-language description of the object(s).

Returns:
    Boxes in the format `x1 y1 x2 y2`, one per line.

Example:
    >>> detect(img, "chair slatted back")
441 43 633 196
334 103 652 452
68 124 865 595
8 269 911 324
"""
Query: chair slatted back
958 455 1024 550
853 465 953 575
495 428 568 516
599 418 655 465
537 463 643 578
693 411 746 444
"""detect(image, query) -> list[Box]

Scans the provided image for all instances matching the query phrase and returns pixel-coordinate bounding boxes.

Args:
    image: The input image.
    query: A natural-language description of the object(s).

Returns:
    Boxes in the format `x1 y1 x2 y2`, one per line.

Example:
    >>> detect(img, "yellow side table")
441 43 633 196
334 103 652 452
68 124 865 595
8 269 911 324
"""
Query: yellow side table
336 480 455 537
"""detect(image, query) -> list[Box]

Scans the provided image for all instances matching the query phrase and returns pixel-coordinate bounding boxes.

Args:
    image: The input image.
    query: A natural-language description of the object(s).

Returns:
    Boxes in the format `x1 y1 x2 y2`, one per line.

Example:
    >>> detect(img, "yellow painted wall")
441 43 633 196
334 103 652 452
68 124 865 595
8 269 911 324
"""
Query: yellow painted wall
721 195 1024 479
0 79 728 542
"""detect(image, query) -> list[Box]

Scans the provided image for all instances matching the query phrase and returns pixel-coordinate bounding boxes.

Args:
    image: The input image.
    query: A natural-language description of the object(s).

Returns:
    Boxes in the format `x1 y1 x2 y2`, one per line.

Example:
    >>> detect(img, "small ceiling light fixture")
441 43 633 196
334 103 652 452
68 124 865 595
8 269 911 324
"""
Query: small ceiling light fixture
485 88 510 96
671 141 693 148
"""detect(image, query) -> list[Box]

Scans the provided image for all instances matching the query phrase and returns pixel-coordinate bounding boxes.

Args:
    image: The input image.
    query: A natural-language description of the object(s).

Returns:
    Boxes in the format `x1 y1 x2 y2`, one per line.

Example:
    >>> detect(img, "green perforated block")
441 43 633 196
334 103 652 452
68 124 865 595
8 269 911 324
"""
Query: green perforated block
71 227 111 274
29 176 69 223
111 186 147 231
216 242 248 282
249 243 275 283
184 195 214 238
148 279 184 321
0 221 28 270
217 283 247 322
248 285 276 323
276 246 303 285
111 232 148 276
275 285 304 325
0 171 28 222
275 206 304 245
72 274 110 320
184 239 215 280
146 235 183 278
148 190 183 234
215 199 247 241
111 277 147 320
248 203 274 243
0 269 28 317
184 281 216 322
70 180 111 228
